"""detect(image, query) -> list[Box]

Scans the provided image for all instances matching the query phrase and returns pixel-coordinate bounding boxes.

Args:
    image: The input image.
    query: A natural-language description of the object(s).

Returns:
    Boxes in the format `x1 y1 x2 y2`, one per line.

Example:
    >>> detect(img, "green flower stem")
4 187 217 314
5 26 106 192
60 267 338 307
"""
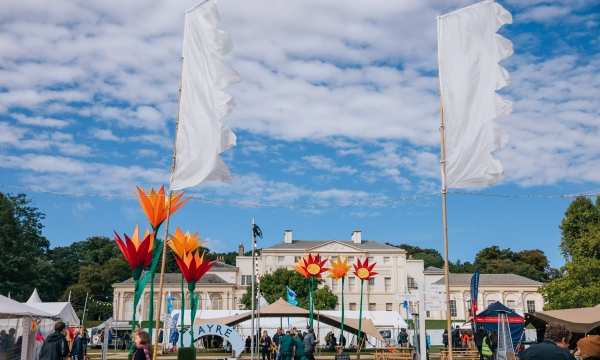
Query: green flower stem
131 279 139 354
180 274 185 347
341 277 345 343
358 280 364 348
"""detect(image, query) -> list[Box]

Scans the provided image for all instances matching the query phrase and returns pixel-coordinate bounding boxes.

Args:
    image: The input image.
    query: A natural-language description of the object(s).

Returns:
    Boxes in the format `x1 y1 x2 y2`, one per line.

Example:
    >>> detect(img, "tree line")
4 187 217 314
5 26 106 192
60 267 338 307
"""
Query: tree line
1 191 598 314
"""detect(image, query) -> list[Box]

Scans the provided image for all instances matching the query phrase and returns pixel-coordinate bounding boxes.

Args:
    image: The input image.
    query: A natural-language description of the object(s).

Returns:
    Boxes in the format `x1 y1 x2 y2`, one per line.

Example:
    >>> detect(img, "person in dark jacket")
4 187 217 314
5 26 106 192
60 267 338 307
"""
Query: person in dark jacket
261 330 272 360
452 328 461 349
71 329 84 360
490 330 498 356
474 325 485 360
39 322 70 360
442 329 449 348
133 331 152 360
157 328 163 344
522 323 575 360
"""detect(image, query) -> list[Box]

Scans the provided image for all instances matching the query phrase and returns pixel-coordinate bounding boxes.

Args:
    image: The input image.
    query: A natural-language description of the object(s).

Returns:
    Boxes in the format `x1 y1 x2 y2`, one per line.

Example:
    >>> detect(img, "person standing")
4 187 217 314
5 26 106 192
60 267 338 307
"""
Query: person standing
170 328 179 348
303 328 318 360
158 328 163 345
122 331 131 351
481 331 493 360
294 333 306 360
575 335 600 359
490 330 498 356
261 330 272 360
38 322 70 360
442 329 449 349
278 329 296 360
521 323 575 360
245 336 251 354
273 327 283 360
398 328 409 348
71 329 84 360
132 331 152 360
452 328 461 349
474 325 485 359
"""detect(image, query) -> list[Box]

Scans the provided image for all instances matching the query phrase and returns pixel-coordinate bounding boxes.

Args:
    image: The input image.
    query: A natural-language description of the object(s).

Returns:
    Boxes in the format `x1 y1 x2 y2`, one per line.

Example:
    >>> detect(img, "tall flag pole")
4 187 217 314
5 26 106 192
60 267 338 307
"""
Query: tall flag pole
437 1 513 359
470 268 480 327
152 0 240 358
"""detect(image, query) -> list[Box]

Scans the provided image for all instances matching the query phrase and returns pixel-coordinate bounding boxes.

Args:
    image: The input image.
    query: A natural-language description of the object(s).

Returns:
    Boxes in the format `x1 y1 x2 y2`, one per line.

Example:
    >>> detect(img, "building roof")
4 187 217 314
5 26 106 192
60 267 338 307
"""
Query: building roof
433 274 542 286
265 240 404 252
210 261 239 271
424 266 445 274
113 273 232 287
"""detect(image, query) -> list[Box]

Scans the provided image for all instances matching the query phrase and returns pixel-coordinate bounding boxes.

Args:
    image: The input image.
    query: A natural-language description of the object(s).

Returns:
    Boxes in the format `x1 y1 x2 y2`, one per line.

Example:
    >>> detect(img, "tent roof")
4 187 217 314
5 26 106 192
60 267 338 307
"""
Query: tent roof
525 304 600 334
476 301 523 318
193 298 386 343
26 302 80 325
26 288 42 303
0 295 55 318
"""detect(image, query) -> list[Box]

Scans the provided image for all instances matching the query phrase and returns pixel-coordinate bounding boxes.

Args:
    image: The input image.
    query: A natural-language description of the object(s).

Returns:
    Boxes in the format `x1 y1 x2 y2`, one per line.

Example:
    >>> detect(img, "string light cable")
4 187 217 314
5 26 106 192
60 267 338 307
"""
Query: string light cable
1 183 599 209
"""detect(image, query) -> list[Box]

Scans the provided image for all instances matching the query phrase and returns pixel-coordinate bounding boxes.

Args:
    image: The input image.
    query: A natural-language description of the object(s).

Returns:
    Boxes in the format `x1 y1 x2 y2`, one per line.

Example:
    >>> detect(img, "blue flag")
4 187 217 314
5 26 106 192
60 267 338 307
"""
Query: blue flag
286 286 298 306
167 294 175 314
470 268 480 316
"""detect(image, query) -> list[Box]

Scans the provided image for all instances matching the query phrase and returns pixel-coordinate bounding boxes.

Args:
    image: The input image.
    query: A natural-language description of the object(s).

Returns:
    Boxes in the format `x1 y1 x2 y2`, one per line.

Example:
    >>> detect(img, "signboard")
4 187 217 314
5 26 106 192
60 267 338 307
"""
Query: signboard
425 294 445 302
335 355 350 360
425 285 446 292
425 303 447 311
394 293 419 301
179 322 244 356
379 330 391 339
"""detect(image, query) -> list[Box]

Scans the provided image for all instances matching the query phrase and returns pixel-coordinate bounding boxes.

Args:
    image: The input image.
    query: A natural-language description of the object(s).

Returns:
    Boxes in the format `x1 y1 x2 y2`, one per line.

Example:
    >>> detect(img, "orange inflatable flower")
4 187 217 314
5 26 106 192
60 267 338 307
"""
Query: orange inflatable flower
135 185 189 229
174 250 215 291
327 255 352 281
114 225 154 280
168 227 206 259
290 257 309 277
299 253 329 278
353 258 377 281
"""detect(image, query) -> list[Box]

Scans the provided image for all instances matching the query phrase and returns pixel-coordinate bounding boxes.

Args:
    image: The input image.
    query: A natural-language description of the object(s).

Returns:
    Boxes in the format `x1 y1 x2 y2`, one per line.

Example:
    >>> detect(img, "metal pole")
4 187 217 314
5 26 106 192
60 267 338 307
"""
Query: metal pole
257 283 261 355
439 89 453 360
251 218 256 360
81 292 89 325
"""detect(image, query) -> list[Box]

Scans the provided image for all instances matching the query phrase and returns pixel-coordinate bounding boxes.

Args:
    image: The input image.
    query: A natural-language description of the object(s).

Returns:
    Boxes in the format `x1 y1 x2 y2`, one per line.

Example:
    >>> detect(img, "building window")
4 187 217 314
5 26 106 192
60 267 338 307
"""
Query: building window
368 278 375 288
507 300 515 311
368 257 375 263
123 295 134 320
169 294 182 311
527 300 536 313
450 300 457 317
426 311 431 318
210 294 223 310
386 303 392 311
349 303 357 311
368 303 376 311
383 257 390 264
487 300 496 307
407 277 416 289
278 256 285 263
241 275 252 286
384 277 391 292
348 257 354 264
332 281 338 292
466 300 472 316
349 277 356 292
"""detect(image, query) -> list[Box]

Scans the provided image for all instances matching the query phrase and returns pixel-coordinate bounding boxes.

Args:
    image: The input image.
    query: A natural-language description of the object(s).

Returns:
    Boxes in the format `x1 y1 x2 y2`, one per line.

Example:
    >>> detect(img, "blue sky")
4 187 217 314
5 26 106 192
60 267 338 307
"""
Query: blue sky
1 0 599 270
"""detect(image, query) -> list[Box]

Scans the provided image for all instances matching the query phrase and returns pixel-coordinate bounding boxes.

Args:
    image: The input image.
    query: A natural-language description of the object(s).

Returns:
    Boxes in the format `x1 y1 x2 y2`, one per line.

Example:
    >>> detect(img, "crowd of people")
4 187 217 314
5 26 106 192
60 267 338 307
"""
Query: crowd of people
244 327 321 360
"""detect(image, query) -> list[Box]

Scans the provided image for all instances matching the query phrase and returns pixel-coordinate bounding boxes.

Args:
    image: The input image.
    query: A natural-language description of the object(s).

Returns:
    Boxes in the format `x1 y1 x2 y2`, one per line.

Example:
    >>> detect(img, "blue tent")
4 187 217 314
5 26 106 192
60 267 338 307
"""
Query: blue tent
474 302 524 350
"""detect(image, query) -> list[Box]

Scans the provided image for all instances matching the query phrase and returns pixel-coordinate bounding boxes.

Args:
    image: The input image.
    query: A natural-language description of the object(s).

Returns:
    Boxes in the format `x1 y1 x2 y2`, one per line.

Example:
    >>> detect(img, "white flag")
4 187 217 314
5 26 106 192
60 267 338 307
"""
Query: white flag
205 292 213 310
170 0 241 191
437 0 513 189
258 295 269 308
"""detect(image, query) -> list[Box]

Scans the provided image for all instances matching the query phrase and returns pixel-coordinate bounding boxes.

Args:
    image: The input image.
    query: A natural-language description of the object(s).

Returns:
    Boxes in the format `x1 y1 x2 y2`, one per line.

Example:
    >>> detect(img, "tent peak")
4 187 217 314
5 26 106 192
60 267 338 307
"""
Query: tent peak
26 288 42 303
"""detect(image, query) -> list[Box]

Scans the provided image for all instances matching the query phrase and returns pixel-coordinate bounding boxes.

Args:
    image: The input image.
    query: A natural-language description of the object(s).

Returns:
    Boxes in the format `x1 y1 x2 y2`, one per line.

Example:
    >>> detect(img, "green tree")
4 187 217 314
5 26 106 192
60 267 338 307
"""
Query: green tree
239 268 338 310
385 243 445 268
541 196 600 309
0 193 50 301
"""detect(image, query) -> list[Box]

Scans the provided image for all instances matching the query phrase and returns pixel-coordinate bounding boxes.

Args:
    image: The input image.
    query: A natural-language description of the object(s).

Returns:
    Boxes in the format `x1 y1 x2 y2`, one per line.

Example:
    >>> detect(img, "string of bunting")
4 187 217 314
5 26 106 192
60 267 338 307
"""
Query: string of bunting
1 183 600 209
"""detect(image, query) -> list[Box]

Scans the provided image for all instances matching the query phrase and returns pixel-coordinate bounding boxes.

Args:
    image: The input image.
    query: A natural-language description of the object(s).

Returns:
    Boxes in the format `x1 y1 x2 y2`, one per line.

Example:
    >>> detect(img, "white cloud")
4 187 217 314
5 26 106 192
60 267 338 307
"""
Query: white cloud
92 128 120 141
11 113 70 128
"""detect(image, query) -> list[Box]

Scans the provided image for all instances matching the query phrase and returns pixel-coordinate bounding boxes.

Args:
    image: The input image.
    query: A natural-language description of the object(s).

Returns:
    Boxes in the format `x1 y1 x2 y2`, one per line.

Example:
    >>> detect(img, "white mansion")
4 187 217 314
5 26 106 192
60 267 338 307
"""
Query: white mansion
112 230 544 322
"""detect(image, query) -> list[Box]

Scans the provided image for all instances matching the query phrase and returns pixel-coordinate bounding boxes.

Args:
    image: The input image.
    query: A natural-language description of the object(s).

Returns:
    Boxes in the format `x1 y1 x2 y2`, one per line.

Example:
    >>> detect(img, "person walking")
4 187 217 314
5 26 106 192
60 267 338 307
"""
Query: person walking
170 328 179 348
71 329 84 360
273 327 283 360
278 329 296 360
474 325 485 359
522 323 575 360
261 330 272 360
38 322 70 360
303 328 319 360
294 332 306 360
122 331 131 351
132 331 152 360
442 329 449 349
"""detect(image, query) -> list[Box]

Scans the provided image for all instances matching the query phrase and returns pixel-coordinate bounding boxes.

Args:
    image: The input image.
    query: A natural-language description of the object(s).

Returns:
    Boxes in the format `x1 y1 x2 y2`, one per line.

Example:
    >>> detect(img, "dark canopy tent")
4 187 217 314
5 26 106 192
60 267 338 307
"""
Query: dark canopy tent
474 302 524 349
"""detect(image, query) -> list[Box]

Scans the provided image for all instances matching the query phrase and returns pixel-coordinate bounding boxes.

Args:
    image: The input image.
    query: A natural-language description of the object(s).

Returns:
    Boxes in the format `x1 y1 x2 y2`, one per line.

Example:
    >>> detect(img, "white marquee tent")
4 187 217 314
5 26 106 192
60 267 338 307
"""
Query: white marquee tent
25 289 80 326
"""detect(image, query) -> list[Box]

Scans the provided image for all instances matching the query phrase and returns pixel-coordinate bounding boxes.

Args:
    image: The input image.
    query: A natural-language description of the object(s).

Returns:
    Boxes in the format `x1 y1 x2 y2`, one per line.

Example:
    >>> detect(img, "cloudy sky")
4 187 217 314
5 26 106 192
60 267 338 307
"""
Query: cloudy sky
1 0 599 269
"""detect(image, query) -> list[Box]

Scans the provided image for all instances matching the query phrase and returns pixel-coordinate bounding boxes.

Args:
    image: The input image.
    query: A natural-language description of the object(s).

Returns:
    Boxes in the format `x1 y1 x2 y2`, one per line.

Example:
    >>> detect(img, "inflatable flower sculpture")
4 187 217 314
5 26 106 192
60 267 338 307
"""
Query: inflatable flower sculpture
327 256 352 346
353 258 377 346
291 253 328 327
167 227 207 347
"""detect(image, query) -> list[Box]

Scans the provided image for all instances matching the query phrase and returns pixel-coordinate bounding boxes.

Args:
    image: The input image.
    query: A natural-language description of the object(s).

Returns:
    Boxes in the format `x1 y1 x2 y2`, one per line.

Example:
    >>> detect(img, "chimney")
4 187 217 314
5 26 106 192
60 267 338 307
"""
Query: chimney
238 242 244 256
284 230 293 244
351 230 362 244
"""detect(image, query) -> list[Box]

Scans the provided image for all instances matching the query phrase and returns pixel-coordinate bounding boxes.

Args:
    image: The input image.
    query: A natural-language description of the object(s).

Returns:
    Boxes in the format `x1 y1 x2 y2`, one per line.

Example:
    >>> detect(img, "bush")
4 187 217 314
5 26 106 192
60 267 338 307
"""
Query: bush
178 347 196 360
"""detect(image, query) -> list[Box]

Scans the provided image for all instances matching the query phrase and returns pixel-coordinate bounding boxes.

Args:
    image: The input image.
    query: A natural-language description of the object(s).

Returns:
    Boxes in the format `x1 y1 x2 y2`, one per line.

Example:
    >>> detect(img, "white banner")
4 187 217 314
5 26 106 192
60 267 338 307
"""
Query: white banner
170 0 241 191
437 0 513 189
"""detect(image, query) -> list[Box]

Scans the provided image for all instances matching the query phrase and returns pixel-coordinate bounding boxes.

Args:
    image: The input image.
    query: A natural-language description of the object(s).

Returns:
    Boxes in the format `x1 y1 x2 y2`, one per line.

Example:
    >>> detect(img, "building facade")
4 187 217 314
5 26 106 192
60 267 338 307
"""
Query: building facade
112 230 545 321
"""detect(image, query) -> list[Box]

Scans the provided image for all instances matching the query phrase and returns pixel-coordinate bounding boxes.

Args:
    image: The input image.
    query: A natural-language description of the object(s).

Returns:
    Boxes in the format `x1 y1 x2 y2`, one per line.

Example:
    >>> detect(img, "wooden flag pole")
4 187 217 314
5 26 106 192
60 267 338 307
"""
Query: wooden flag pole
152 59 184 360
439 89 453 360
